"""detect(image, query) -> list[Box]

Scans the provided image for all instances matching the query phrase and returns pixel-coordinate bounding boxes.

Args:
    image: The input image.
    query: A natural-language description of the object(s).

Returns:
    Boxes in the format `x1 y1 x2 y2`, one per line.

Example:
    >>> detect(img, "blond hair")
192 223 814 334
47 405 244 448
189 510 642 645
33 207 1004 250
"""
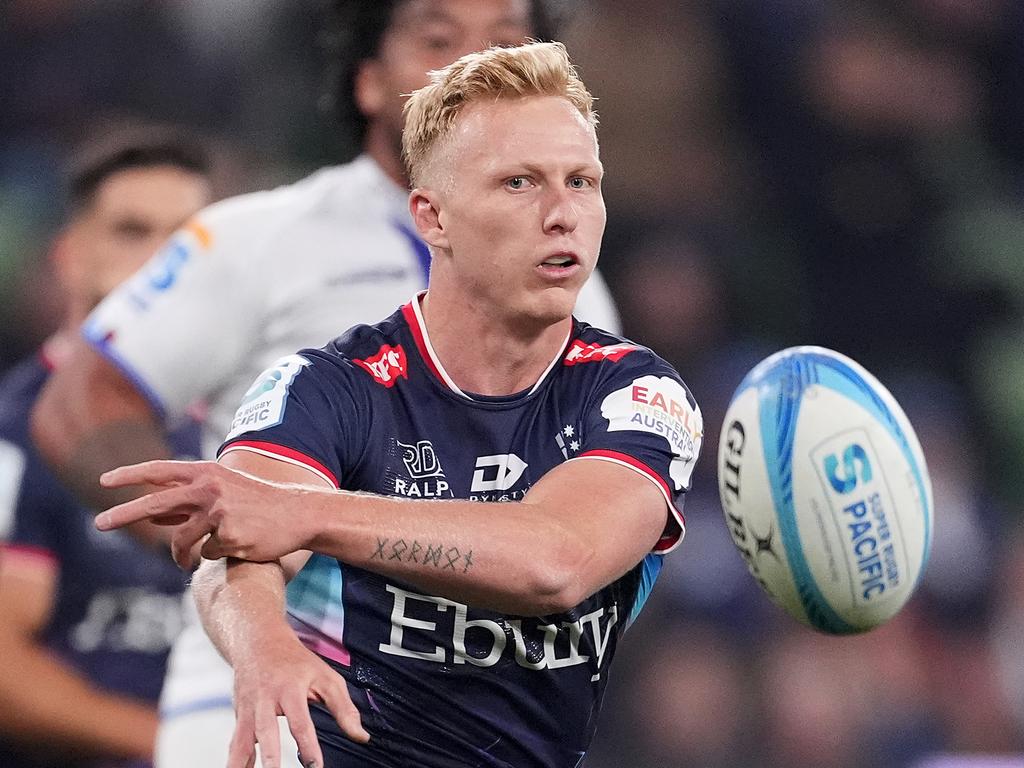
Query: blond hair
402 41 597 186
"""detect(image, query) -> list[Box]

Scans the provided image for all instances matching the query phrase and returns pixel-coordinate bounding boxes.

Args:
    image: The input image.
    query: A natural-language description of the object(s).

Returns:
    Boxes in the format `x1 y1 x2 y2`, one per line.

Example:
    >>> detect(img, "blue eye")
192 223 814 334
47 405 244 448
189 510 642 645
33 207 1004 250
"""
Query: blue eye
569 177 590 189
507 177 528 190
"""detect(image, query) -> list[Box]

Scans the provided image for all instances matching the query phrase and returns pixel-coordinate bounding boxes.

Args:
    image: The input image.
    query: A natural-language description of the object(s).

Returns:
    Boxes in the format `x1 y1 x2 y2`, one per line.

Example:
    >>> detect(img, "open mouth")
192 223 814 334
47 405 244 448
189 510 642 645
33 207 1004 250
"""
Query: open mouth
540 253 578 268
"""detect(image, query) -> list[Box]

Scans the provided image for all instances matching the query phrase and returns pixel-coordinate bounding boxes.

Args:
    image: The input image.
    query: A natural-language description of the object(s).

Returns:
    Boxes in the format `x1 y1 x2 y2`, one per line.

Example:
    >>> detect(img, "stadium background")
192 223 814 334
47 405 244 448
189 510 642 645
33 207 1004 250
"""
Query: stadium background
2 1 1023 765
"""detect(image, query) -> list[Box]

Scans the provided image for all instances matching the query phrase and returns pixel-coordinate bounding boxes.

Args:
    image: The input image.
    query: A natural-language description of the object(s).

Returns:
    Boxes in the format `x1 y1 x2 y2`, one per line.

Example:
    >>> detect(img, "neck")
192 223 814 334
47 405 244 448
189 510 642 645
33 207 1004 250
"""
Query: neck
364 126 407 189
418 289 572 397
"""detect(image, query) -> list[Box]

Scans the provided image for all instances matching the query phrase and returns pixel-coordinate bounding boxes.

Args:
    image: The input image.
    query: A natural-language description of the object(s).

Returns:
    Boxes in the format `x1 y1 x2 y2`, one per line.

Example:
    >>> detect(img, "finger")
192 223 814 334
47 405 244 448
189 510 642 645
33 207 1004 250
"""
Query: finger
95 484 204 531
99 459 204 489
172 521 214 570
254 697 282 768
316 677 369 744
280 691 323 768
200 531 244 563
227 710 257 768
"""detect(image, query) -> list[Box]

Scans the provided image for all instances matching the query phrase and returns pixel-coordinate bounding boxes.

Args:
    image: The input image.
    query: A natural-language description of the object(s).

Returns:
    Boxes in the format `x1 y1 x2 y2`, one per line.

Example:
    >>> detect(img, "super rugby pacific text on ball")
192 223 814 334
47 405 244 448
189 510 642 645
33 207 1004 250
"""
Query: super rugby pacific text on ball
717 347 933 634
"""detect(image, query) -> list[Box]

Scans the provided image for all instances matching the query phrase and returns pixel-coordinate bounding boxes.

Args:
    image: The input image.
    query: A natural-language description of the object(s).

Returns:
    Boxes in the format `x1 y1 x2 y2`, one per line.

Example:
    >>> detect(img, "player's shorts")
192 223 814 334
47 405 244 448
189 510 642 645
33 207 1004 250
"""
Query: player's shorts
309 663 521 768
156 707 303 768
309 687 397 768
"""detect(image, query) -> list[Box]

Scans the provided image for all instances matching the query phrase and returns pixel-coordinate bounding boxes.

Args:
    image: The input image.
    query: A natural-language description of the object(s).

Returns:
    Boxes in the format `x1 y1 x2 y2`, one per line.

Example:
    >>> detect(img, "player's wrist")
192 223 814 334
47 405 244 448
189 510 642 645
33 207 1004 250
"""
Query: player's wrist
289 487 324 552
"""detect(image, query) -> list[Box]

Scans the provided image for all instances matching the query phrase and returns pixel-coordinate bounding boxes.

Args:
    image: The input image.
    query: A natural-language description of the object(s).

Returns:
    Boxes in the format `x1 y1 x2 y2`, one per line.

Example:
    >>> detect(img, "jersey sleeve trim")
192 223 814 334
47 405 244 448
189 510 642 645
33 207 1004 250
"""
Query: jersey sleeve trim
219 441 340 489
0 543 59 569
572 449 685 553
81 325 168 420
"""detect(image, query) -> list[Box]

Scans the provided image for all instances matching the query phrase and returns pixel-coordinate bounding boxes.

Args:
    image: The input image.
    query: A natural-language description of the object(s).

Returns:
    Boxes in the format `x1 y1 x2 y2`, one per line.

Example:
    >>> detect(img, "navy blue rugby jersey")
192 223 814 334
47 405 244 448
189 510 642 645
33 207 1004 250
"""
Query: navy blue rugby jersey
219 296 703 767
0 354 192 768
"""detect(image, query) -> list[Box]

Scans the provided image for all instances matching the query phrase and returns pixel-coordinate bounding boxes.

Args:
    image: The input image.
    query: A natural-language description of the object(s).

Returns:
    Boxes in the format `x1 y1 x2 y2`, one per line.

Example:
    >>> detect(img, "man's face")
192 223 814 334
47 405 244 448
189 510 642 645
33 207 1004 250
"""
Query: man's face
425 95 606 326
358 0 533 154
64 165 211 307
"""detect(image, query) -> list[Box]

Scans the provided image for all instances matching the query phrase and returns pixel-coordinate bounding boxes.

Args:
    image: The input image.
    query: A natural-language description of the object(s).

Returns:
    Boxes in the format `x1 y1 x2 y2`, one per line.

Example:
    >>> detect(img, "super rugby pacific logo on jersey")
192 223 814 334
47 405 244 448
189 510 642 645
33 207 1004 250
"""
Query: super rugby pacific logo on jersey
601 375 703 490
225 355 310 441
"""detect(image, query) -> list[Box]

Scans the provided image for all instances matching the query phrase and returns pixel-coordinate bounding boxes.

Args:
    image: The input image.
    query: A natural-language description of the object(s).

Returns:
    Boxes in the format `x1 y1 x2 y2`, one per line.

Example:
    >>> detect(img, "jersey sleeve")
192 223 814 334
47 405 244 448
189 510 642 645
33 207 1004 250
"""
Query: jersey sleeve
574 355 703 553
216 351 370 490
81 212 260 421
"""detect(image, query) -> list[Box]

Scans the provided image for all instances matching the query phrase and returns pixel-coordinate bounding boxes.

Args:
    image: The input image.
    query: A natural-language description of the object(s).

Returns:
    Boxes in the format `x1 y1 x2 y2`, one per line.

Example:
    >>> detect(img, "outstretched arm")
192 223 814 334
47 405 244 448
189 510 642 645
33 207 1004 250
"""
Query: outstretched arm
31 339 179 548
31 338 173 512
97 451 669 616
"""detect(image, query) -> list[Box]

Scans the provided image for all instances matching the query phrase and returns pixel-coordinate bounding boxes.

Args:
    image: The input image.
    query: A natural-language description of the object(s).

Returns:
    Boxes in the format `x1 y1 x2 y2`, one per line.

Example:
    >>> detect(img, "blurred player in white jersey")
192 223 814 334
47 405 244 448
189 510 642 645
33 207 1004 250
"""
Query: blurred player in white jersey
31 2 620 767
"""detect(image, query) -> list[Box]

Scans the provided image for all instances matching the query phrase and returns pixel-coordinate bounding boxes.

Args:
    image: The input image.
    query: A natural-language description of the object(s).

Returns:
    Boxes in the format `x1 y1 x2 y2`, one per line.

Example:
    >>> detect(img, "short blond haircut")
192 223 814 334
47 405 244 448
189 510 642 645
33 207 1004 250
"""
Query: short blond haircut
402 41 598 187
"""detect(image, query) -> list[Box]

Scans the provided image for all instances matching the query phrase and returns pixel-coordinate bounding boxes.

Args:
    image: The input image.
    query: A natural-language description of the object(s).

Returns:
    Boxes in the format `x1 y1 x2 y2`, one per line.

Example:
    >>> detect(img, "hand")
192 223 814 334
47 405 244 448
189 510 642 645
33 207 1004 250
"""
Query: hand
230 631 369 768
94 460 314 569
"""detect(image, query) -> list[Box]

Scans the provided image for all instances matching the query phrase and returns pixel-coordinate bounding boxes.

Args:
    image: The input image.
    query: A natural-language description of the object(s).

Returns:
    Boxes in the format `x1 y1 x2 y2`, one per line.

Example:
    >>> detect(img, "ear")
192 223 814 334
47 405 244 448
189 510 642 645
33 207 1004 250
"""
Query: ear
409 189 450 251
353 59 388 118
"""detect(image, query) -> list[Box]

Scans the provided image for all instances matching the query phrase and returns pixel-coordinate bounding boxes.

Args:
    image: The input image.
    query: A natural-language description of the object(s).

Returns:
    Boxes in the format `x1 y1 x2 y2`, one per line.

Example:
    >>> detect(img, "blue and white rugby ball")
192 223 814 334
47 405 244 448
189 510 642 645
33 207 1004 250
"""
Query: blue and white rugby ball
717 347 933 634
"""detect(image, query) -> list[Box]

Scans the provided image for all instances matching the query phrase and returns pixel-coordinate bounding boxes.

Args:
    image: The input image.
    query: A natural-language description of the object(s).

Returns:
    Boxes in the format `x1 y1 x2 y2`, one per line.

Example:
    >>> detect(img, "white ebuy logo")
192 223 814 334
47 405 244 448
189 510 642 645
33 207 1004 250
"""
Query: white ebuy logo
470 454 528 492
379 585 618 680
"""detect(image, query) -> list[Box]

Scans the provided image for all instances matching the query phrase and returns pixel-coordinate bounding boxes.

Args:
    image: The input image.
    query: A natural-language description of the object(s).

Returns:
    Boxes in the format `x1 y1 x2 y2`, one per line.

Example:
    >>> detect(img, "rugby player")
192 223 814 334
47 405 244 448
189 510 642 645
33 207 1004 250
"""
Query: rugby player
95 42 703 768
31 3 619 767
0 127 211 767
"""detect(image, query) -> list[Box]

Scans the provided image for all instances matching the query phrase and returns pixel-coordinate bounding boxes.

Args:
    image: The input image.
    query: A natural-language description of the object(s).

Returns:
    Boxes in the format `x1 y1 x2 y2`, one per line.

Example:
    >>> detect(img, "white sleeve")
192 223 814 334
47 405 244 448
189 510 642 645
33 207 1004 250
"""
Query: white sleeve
82 213 260 421
0 439 26 540
575 267 621 334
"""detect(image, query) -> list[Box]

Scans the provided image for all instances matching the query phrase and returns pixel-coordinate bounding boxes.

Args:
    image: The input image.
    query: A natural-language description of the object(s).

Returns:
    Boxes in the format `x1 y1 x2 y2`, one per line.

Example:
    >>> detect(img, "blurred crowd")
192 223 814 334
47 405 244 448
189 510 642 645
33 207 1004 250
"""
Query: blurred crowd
1 0 1023 766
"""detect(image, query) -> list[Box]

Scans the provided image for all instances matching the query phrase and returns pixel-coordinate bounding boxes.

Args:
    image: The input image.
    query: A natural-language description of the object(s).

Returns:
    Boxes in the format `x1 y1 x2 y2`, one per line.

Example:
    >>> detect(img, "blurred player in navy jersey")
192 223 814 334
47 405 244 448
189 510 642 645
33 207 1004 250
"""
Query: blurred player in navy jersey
0 127 212 768
95 42 703 768
31 3 619 767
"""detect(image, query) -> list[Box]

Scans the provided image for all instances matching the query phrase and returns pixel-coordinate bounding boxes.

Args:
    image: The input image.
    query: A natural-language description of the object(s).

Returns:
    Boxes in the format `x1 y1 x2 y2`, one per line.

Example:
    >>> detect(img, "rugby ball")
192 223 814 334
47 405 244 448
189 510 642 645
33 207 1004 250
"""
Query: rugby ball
717 347 932 634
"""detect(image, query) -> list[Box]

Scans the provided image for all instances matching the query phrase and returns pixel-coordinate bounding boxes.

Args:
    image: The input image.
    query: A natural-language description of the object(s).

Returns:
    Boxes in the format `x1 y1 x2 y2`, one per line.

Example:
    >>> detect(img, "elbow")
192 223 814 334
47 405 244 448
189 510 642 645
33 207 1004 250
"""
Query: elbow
521 530 596 615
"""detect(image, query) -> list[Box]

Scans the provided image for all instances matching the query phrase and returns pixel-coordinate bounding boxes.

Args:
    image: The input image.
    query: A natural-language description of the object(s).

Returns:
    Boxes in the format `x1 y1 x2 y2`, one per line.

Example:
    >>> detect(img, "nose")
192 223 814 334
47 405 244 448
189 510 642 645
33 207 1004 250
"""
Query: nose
542 186 579 235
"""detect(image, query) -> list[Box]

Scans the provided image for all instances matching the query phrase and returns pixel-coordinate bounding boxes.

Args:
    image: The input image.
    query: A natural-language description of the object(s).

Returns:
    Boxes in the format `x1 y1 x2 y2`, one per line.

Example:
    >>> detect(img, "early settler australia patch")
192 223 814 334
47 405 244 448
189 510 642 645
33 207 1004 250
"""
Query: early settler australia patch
226 355 311 441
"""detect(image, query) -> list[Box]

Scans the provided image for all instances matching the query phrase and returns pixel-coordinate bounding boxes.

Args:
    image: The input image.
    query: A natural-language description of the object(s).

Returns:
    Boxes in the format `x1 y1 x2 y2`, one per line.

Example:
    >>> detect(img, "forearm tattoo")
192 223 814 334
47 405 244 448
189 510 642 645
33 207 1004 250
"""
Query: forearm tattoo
372 537 475 573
